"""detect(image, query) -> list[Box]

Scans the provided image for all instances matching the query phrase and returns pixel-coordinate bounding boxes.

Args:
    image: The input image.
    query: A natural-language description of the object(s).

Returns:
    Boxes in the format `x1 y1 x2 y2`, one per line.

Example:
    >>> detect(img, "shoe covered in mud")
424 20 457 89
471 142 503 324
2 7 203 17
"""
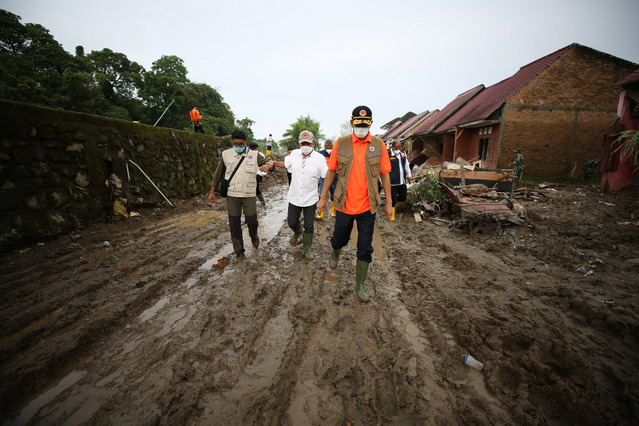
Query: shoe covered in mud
302 233 314 260
289 224 302 245
355 260 370 303
251 234 260 248
329 248 341 269
235 249 245 259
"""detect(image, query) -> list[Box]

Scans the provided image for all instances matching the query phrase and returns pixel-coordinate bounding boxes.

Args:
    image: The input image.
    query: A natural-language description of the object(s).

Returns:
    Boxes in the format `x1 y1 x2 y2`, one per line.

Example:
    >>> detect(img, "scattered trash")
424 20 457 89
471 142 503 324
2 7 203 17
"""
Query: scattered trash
598 201 616 207
500 228 517 236
129 211 141 217
599 300 616 305
463 353 484 371
575 265 594 275
19 247 31 254
103 241 111 247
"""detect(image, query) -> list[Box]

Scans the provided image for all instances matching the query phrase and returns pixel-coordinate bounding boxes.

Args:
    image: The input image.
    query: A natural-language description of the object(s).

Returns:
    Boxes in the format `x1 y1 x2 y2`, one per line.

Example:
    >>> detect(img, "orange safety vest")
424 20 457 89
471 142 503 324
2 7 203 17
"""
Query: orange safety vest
190 108 202 123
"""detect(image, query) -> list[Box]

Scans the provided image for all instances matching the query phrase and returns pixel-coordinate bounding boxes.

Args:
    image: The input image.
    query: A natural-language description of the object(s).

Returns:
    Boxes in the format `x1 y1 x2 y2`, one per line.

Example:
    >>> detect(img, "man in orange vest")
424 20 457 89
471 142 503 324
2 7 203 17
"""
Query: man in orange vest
317 105 392 303
190 106 205 134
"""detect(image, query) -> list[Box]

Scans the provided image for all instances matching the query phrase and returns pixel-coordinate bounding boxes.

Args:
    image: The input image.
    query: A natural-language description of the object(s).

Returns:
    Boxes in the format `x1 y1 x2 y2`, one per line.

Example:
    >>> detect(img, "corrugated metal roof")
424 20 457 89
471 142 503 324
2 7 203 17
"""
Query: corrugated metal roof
412 85 484 135
433 45 572 132
380 111 416 130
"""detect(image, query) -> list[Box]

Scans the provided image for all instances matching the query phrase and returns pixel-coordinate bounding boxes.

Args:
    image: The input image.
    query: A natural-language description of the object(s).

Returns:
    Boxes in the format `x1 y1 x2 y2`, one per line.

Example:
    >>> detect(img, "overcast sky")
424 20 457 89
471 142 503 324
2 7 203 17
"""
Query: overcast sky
2 0 638 143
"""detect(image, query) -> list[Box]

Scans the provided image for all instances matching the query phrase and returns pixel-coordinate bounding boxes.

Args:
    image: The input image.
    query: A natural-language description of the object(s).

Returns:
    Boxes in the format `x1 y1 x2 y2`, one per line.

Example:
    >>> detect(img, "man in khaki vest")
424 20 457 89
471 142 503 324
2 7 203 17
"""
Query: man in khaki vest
317 106 392 302
208 130 267 258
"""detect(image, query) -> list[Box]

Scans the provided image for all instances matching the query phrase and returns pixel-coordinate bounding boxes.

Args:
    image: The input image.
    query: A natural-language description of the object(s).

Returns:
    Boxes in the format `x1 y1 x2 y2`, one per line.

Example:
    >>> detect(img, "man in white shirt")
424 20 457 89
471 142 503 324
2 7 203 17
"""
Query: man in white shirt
264 130 328 259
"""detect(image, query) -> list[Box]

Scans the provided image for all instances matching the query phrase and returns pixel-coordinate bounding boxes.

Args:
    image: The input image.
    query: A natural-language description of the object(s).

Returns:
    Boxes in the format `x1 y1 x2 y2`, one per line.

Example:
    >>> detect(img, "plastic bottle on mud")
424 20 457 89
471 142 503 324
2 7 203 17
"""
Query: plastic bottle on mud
463 354 483 371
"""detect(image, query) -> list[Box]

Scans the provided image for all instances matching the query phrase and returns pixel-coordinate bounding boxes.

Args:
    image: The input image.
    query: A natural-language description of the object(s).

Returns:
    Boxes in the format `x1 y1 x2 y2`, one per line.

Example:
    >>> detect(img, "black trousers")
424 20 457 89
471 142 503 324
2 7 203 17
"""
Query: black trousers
390 184 407 207
288 203 316 234
331 209 376 263
193 122 205 134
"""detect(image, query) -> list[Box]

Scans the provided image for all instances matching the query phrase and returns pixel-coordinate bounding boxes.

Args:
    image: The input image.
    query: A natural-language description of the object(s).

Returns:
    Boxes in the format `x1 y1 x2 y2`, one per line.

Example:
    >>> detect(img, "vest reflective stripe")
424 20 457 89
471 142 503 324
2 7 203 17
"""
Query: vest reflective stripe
333 135 385 213
389 150 408 185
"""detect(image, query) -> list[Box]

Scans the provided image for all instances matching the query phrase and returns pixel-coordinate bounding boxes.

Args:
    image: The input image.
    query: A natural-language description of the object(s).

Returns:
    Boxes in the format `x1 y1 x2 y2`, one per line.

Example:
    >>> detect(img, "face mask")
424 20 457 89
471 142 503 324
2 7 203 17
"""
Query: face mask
300 146 313 156
393 149 402 155
233 146 245 154
326 149 332 154
353 127 369 138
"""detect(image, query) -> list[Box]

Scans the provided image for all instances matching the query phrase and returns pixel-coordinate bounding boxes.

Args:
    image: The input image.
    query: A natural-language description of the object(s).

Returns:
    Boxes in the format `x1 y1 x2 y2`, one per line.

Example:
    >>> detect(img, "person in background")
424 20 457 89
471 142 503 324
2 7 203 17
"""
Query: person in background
511 148 524 187
388 140 412 221
266 134 274 155
316 139 337 219
190 106 205 134
249 142 267 206
263 130 327 260
208 130 267 258
317 105 392 303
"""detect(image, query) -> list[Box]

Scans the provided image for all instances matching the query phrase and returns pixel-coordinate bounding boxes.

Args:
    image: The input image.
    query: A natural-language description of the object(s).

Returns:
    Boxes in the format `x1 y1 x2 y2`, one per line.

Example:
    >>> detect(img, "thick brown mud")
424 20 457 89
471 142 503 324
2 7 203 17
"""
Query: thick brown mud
1 178 638 425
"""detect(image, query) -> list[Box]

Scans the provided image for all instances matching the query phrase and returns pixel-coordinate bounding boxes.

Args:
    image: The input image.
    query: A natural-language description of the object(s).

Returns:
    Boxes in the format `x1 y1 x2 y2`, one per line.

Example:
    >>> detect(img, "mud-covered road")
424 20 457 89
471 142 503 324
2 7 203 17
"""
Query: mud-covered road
1 176 638 425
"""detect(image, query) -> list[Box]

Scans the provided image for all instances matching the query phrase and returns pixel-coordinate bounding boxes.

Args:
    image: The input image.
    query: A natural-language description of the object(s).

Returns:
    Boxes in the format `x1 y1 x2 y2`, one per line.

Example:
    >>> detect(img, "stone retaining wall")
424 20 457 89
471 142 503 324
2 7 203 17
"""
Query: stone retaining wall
0 100 220 251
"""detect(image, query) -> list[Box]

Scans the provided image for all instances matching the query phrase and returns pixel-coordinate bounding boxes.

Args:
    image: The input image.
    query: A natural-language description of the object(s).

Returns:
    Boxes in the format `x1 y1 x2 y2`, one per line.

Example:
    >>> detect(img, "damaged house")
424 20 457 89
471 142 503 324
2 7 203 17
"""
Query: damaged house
394 43 638 177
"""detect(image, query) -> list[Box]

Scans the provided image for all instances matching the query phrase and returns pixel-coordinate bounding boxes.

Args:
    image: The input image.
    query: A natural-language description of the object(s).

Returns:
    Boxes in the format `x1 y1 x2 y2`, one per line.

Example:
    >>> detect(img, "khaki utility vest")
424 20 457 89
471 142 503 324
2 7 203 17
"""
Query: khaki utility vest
333 134 385 213
222 148 258 198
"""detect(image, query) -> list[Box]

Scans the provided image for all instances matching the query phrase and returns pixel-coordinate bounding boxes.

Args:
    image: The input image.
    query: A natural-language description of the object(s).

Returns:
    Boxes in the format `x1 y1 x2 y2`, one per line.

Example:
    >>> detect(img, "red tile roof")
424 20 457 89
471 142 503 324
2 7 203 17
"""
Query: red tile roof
433 45 572 132
618 67 639 86
412 85 484 135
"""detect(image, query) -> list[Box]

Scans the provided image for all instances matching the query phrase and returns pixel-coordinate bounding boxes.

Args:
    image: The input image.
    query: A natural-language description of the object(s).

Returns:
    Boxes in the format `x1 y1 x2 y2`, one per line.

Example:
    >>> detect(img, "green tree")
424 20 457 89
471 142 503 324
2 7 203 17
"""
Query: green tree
184 83 235 136
281 115 325 150
235 117 255 141
86 48 145 119
140 55 188 127
0 10 76 106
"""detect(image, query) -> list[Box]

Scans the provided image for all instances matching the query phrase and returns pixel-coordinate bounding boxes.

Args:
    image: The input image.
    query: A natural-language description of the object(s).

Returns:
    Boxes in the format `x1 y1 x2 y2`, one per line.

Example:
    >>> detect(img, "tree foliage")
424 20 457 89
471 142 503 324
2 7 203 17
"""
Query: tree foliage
0 9 246 134
281 115 325 150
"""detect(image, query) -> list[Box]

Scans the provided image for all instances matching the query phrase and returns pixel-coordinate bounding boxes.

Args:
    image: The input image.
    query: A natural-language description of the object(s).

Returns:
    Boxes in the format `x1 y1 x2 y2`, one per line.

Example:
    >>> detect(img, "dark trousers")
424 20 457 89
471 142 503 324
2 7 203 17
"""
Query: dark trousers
390 184 407 207
227 196 258 253
331 209 376 263
193 122 205 134
288 203 316 234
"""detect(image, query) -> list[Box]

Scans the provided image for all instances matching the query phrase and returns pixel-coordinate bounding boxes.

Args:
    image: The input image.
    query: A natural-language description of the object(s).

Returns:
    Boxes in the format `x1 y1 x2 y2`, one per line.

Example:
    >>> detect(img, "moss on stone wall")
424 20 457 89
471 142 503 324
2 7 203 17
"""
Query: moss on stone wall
0 100 220 251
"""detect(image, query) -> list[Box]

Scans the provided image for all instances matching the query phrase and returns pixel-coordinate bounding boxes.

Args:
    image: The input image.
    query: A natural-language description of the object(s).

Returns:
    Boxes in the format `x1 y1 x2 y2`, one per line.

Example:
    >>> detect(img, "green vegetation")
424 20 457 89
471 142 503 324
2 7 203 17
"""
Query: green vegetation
406 173 445 209
281 115 325 151
614 130 639 172
0 9 245 137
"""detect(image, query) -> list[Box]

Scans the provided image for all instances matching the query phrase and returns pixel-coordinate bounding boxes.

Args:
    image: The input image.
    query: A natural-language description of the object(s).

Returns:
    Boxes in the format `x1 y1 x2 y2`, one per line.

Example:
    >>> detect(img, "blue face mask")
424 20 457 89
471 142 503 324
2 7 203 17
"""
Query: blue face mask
234 146 245 154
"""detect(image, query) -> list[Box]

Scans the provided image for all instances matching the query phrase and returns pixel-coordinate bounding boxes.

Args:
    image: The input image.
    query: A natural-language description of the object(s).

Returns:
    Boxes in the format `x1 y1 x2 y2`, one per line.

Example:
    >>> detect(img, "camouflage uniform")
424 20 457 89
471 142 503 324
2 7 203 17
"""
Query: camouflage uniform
512 150 524 186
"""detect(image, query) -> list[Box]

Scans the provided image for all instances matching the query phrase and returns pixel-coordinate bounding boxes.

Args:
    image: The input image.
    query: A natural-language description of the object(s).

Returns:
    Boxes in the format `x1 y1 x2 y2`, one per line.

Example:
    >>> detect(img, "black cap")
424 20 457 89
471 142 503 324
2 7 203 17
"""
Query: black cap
231 129 247 140
351 105 372 125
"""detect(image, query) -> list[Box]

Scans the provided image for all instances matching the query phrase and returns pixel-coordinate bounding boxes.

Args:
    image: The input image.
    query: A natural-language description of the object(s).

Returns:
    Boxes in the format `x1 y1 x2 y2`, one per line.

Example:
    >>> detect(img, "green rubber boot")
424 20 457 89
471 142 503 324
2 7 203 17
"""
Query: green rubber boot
302 233 314 260
289 224 302 245
355 260 370 303
329 248 341 269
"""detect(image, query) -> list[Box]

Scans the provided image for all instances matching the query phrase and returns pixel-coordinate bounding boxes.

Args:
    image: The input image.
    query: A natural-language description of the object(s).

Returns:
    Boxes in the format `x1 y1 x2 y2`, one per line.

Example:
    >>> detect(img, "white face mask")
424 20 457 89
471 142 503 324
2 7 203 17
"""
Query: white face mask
326 149 332 154
393 149 402 155
353 127 369 138
300 146 313 156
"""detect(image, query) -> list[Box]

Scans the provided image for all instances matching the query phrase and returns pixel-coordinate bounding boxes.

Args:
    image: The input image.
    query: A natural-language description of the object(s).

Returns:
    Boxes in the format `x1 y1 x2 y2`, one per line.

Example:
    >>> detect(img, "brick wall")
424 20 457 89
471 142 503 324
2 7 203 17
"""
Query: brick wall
499 45 636 176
